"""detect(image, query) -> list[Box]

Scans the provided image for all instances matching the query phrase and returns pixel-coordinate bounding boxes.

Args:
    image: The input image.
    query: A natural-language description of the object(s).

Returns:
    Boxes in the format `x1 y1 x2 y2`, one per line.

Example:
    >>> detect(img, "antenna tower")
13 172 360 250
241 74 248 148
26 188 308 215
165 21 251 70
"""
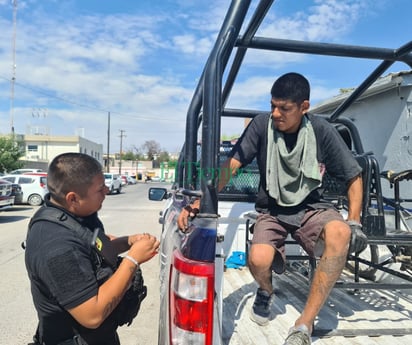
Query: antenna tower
10 0 18 136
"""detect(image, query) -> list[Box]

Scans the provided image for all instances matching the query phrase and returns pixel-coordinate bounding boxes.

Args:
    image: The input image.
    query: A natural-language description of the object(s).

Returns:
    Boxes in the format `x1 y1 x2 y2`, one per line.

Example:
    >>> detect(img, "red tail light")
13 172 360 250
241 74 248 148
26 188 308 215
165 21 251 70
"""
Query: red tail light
170 250 215 345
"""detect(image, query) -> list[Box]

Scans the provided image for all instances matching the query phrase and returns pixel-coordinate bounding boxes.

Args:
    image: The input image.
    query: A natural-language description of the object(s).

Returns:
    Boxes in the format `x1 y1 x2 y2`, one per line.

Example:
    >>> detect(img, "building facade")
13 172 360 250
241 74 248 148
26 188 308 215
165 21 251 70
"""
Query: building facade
3 133 175 181
22 134 104 168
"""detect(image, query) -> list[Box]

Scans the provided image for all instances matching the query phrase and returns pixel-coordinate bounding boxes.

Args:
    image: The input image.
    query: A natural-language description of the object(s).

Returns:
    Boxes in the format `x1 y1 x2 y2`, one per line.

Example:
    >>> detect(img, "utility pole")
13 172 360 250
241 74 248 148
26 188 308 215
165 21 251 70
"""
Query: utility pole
106 112 110 172
10 0 18 137
119 129 126 174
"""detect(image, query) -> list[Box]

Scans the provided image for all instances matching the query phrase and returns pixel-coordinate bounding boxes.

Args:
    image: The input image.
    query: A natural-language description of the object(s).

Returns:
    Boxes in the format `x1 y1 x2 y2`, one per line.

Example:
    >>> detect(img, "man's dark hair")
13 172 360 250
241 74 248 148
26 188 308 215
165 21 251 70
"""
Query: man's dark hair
47 152 103 203
270 72 310 104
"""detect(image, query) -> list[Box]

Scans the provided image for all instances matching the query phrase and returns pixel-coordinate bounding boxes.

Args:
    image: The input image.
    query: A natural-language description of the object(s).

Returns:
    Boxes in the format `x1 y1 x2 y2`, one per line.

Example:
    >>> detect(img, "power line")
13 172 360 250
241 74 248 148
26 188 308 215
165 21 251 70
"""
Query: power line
0 74 178 123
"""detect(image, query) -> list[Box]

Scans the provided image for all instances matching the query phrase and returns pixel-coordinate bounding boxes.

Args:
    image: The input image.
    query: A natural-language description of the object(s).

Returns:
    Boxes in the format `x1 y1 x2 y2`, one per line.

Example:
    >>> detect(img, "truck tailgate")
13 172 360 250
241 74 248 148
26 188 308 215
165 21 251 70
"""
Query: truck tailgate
222 266 412 345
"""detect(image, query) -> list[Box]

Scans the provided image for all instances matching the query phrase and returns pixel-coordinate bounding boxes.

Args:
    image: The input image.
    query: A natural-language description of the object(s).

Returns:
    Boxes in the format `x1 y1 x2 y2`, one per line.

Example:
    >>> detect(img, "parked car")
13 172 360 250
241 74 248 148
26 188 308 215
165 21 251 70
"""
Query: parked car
104 173 122 194
0 179 14 211
9 168 44 174
1 174 48 206
127 176 137 185
10 183 23 204
120 175 128 186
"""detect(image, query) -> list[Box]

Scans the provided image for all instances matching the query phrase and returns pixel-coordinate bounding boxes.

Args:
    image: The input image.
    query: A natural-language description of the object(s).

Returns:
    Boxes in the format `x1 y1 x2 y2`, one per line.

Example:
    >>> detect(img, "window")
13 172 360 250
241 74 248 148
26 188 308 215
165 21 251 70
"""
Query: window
2 177 15 183
18 177 34 184
28 145 38 152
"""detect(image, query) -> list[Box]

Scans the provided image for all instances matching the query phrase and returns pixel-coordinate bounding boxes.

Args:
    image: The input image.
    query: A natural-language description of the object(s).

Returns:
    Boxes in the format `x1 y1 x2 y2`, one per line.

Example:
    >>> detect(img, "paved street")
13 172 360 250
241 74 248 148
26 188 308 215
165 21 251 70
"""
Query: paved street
0 182 168 345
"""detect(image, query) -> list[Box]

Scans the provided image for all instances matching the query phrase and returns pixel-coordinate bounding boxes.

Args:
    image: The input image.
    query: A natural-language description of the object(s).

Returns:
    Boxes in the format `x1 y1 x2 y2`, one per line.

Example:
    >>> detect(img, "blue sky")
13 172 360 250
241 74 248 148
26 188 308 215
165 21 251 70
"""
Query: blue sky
0 0 411 154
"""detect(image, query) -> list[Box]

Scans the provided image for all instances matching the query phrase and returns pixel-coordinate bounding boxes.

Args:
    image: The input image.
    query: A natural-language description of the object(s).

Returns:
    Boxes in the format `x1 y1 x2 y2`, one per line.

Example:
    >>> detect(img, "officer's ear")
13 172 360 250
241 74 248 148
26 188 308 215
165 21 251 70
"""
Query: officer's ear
66 191 79 206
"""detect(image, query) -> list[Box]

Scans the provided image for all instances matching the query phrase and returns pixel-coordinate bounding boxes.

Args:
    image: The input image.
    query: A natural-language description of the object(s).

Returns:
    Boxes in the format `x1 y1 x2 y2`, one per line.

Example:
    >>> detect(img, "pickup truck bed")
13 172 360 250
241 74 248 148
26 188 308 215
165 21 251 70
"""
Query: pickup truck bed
222 266 412 345
151 1 412 343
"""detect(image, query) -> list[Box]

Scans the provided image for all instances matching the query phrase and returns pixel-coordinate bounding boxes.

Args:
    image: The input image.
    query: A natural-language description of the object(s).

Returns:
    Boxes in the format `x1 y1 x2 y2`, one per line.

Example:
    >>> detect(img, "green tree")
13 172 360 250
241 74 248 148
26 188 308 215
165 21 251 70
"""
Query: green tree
0 136 24 173
122 150 136 161
158 150 170 162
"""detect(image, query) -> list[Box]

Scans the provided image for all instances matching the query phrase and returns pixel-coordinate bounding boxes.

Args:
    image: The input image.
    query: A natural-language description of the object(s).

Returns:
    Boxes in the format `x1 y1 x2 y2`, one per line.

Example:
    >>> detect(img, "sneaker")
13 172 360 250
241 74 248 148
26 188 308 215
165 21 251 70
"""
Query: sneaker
283 324 311 345
250 288 275 325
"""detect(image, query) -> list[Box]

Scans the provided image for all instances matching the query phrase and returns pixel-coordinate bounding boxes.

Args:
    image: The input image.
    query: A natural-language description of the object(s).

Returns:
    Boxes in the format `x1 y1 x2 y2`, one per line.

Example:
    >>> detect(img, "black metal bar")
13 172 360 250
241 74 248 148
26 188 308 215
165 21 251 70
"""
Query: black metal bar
347 255 412 282
223 108 264 118
245 219 250 262
330 60 394 121
394 179 402 229
330 41 412 120
327 117 365 154
234 37 412 122
238 36 412 64
175 148 184 188
222 0 275 106
313 328 412 337
184 72 204 189
184 0 252 189
200 0 252 214
335 281 412 289
367 236 412 245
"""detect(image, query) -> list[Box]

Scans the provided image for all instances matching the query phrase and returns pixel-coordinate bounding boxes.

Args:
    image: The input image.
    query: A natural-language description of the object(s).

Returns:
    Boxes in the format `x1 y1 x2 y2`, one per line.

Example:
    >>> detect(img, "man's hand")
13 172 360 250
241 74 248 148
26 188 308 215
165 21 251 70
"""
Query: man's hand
177 199 200 231
348 220 368 254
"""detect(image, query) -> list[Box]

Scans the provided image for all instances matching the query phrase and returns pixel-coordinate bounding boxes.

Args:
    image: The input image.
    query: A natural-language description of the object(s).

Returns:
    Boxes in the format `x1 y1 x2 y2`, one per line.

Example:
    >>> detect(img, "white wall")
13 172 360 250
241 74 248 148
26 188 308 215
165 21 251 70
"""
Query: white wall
311 73 412 201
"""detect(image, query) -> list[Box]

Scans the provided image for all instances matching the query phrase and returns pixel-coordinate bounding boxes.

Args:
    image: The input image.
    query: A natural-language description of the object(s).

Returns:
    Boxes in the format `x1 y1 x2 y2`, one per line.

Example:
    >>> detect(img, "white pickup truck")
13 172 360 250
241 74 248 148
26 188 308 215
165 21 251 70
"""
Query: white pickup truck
148 0 412 344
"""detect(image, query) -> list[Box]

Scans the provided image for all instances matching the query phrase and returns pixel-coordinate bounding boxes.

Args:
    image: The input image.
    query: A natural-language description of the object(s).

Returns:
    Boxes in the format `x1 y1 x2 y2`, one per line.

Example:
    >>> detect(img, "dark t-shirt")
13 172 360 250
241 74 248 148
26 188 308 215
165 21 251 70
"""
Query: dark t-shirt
229 113 362 216
25 199 119 345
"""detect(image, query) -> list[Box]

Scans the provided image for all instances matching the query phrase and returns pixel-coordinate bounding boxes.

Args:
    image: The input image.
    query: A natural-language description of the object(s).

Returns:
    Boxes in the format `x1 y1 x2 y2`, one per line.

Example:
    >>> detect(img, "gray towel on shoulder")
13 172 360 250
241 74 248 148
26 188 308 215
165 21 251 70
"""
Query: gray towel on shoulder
266 115 321 206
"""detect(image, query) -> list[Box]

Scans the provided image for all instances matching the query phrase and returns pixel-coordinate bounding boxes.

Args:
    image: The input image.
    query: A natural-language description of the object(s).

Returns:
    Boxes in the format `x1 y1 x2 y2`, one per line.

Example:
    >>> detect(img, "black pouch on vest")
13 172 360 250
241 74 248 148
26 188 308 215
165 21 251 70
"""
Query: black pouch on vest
114 258 147 326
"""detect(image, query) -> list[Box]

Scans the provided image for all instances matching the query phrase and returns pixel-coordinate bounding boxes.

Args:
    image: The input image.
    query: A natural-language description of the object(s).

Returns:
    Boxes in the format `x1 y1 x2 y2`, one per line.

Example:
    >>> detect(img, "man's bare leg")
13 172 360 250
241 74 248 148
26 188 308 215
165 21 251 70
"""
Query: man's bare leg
295 220 351 333
248 243 277 325
248 243 276 293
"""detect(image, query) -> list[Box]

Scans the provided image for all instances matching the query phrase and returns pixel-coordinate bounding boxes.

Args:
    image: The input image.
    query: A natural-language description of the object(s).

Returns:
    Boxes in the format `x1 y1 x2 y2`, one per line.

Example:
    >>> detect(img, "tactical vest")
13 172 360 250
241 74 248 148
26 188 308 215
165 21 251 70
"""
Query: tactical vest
26 205 147 345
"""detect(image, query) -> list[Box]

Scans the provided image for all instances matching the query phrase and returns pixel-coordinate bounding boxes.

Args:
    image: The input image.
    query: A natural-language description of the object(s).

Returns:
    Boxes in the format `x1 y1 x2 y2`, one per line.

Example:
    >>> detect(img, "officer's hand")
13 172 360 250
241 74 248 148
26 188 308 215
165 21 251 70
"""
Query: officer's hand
177 199 200 231
128 233 151 246
348 220 368 254
128 234 160 264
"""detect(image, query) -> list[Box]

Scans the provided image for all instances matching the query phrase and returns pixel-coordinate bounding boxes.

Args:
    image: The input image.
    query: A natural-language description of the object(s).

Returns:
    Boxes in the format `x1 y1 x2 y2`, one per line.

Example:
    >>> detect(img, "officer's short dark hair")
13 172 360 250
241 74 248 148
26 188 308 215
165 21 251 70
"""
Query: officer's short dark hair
47 152 103 203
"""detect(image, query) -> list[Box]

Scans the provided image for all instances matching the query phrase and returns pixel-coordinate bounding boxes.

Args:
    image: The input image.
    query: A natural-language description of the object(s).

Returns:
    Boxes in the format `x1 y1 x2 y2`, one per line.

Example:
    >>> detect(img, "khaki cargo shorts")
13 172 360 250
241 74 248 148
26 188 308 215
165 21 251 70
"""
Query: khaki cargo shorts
251 208 344 273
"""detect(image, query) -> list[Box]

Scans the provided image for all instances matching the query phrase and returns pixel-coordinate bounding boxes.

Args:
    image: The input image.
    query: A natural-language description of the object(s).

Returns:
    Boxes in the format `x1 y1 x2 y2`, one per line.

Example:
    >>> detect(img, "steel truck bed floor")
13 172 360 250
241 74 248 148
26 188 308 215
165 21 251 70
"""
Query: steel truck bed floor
222 266 412 345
